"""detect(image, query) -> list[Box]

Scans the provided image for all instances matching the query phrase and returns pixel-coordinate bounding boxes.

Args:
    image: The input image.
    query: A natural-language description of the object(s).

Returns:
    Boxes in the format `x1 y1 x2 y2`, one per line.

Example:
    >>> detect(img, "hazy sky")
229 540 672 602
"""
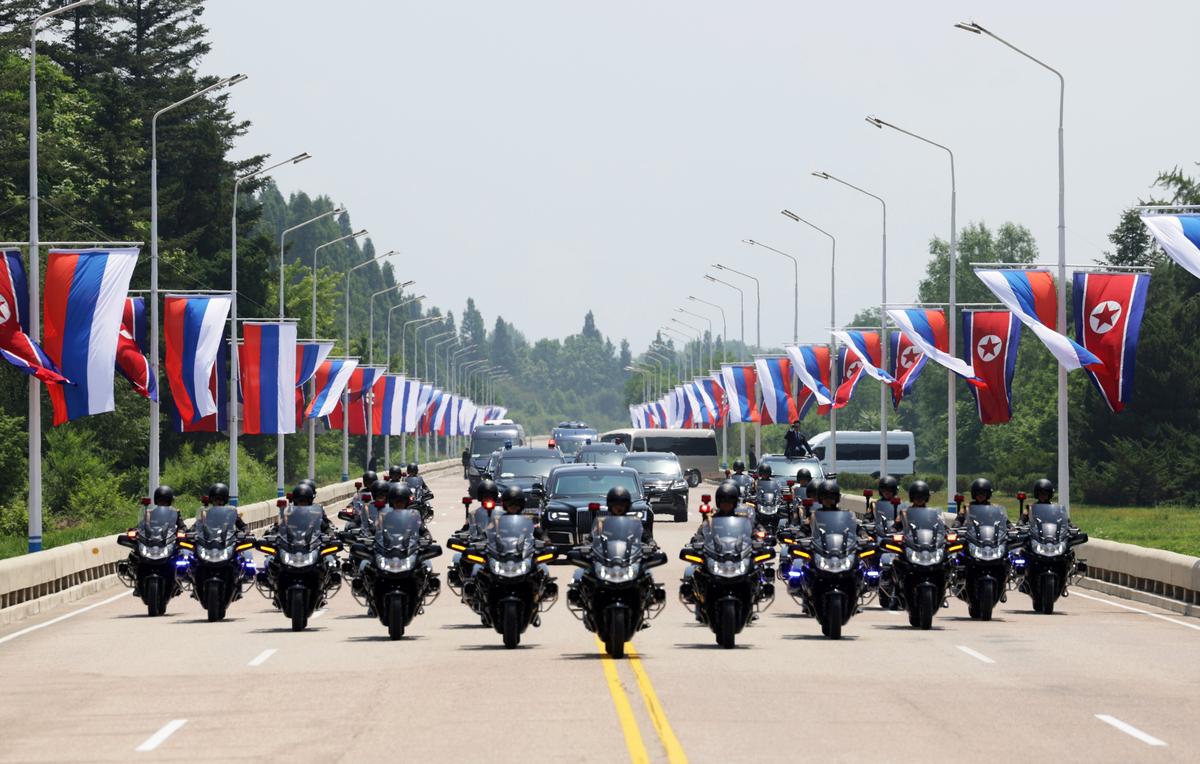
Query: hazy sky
202 1 1199 352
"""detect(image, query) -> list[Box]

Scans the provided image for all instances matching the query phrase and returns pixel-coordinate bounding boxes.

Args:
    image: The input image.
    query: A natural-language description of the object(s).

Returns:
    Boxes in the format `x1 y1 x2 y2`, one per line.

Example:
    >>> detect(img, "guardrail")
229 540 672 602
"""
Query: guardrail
0 457 462 627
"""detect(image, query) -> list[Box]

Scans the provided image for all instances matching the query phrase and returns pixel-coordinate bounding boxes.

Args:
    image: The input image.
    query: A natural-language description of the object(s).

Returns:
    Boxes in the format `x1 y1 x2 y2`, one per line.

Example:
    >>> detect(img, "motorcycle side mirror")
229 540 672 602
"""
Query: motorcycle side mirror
863 489 874 498
787 480 795 487
531 482 544 493
1016 492 1027 501
337 509 356 521
421 544 444 560
140 497 152 506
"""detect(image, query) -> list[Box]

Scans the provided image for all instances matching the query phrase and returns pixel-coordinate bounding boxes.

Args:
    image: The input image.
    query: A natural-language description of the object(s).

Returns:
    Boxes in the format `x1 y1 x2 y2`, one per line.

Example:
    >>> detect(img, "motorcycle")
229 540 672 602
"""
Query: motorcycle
337 499 386 608
863 492 899 607
464 513 558 648
180 506 255 622
405 477 435 523
879 507 958 629
255 505 342 631
749 483 784 535
446 497 495 601
566 515 667 658
349 509 442 639
679 515 776 649
117 502 187 616
1014 499 1088 615
953 504 1022 621
786 509 870 639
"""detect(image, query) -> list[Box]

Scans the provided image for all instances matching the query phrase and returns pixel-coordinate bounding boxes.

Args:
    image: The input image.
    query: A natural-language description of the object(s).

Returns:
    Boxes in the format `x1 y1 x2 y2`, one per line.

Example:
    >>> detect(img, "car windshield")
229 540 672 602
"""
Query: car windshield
577 451 626 466
471 436 513 457
556 437 591 455
550 472 640 497
761 456 823 481
622 456 680 476
498 456 562 478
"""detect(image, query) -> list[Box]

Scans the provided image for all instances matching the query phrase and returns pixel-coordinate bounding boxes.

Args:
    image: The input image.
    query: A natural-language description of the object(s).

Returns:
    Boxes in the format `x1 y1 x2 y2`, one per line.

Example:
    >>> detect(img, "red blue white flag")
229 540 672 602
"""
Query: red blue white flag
1140 214 1200 280
755 356 797 425
786 345 833 410
975 269 1102 371
720 363 759 424
961 311 1022 425
886 330 926 409
0 250 67 384
238 322 298 435
115 296 156 400
164 294 231 423
306 358 358 419
1072 272 1151 413
832 331 884 409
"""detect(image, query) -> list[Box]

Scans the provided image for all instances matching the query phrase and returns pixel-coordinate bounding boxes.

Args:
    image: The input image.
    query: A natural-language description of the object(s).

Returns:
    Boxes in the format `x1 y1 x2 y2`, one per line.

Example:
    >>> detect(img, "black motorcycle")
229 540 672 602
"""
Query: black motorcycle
566 515 667 658
446 499 495 602
750 483 784 535
464 513 558 648
256 505 342 631
954 504 1022 621
117 504 186 616
864 497 899 606
1015 502 1088 615
180 506 255 622
405 477 435 523
679 515 776 649
787 509 869 639
879 507 958 629
337 500 386 609
349 509 442 639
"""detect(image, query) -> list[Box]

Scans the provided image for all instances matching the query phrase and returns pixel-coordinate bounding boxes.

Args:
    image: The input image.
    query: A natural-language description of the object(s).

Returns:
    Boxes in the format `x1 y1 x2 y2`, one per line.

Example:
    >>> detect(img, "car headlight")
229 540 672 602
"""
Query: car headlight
138 542 173 560
198 544 234 563
670 480 687 490
968 542 1004 561
489 557 532 578
1031 540 1066 557
814 553 854 573
595 563 639 583
547 510 571 523
376 553 417 573
706 557 751 578
905 547 944 566
280 549 319 568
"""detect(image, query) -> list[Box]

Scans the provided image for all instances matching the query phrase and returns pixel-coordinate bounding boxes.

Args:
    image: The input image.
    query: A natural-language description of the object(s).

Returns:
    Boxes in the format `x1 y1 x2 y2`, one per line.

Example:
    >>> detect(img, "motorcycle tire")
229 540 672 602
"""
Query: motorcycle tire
1039 573 1057 616
144 577 164 617
387 593 406 640
977 578 995 622
716 599 737 649
604 606 627 658
502 599 522 649
289 588 308 632
878 590 892 610
916 586 935 630
825 592 843 640
205 579 223 623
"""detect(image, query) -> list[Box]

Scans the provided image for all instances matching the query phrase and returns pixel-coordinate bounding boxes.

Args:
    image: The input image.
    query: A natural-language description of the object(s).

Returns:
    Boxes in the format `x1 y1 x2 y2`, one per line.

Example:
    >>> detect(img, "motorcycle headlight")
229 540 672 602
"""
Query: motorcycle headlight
489 557 532 578
138 542 173 560
280 549 319 568
705 557 751 578
595 562 639 583
1031 540 1066 557
376 553 417 573
757 503 777 516
968 542 1004 561
814 553 854 573
198 544 234 563
905 547 944 566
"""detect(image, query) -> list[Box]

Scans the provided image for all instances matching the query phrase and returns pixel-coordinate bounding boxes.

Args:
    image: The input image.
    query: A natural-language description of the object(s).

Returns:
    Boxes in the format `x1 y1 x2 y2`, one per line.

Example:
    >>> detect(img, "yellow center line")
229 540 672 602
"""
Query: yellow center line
595 636 651 764
626 644 689 764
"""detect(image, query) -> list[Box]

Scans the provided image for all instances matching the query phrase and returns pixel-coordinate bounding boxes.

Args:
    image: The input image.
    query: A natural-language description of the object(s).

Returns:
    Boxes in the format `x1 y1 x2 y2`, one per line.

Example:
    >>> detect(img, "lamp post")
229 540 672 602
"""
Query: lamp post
366 275 413 467
866 115 958 505
151 73 247 495
742 239 798 344
813 170 889 477
712 264 760 351
683 300 727 463
687 296 727 363
450 344 477 455
382 296 426 467
677 308 713 373
28 0 102 551
339 247 385 480
704 274 746 359
403 316 443 378
782 209 839 474
956 18 1070 507
433 337 458 459
423 330 454 460
671 316 707 376
661 326 695 381
231 152 311 504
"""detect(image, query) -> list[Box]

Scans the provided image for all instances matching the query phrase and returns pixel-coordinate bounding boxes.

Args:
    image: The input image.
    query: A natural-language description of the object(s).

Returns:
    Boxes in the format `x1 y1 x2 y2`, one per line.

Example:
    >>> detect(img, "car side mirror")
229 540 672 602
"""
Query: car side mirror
531 482 544 493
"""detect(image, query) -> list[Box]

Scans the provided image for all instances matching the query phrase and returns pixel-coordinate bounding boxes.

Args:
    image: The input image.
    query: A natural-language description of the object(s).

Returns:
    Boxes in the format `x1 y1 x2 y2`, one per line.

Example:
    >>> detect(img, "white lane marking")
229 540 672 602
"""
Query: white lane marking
311 609 326 620
247 648 276 667
0 590 131 647
1095 715 1167 747
135 719 187 752
956 645 995 664
1074 591 1200 632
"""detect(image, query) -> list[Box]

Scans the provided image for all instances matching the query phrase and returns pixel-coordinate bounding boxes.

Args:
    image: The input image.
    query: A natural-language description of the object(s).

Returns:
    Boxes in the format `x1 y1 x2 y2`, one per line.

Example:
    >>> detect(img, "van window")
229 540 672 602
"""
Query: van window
642 436 717 457
814 443 910 461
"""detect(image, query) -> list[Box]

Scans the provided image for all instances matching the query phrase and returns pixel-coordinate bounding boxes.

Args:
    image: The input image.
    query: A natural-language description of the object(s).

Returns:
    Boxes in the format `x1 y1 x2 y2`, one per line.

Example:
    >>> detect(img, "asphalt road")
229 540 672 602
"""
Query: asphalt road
1 469 1197 763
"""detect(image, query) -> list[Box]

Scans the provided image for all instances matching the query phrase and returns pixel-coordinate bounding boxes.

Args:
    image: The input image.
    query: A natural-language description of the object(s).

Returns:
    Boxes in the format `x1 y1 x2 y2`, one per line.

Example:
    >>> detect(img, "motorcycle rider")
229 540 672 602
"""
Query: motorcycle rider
291 481 333 532
387 482 433 542
387 464 405 483
500 484 547 541
1021 478 1056 523
204 482 247 531
691 480 744 544
151 485 187 533
784 420 813 458
956 478 997 527
866 475 901 523
896 479 932 531
728 459 753 499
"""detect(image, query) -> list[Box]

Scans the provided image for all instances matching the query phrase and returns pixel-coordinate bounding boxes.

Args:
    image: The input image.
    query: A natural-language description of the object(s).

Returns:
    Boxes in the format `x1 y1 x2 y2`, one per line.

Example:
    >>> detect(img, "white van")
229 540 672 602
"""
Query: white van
807 430 915 477
600 428 719 486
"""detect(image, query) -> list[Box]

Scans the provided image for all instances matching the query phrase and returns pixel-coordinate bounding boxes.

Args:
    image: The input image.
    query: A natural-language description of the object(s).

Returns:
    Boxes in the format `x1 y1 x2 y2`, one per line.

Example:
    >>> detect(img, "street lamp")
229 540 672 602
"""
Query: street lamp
386 295 426 371
403 315 443 376
671 316 707 376
661 326 695 381
812 170 889 476
956 18 1071 506
866 115 958 504
712 263 760 351
704 274 745 359
366 274 413 467
688 296 727 363
677 308 713 373
231 151 311 504
742 239 798 344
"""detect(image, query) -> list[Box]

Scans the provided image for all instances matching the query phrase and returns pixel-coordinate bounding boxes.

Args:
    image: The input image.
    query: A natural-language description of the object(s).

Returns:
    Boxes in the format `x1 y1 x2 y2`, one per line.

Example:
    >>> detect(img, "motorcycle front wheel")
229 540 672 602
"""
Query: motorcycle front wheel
604 606 627 658
716 599 737 649
144 576 164 617
1039 573 1057 616
289 587 308 632
915 585 935 630
502 599 522 649
976 578 995 622
205 579 224 622
387 593 407 640
824 591 843 640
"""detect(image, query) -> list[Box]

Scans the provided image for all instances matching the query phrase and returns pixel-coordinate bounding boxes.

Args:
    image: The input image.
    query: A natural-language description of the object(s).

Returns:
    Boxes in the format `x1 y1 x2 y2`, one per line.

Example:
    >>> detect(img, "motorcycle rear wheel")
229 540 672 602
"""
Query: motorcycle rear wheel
977 579 995 622
916 586 935 630
716 599 737 649
205 579 224 622
144 577 164 617
1039 573 1057 616
825 592 843 640
289 588 308 632
502 599 522 649
387 593 407 640
604 606 627 658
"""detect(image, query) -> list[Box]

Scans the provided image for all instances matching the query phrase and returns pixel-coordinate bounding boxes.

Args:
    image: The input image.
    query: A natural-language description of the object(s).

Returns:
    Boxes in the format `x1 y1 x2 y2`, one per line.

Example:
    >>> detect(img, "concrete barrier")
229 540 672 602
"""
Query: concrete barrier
0 457 462 627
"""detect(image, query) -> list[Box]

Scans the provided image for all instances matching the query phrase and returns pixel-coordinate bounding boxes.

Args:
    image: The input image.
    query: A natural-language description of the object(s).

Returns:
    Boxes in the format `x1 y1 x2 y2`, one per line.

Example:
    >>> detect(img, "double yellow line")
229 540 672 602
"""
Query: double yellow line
596 637 687 763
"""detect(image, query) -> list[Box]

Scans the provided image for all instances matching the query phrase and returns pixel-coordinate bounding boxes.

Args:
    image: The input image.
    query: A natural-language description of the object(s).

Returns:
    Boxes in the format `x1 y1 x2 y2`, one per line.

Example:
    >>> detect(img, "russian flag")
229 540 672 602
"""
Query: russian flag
43 248 140 425
834 330 894 385
705 374 728 426
329 366 384 435
961 311 1021 425
306 358 358 418
720 363 759 424
786 345 833 409
164 294 231 423
296 341 333 388
1073 272 1151 414
975 269 1102 371
372 374 400 435
693 378 719 426
887 309 983 395
418 389 443 436
400 378 423 433
1140 214 1200 281
238 322 298 435
0 250 69 385
755 356 797 425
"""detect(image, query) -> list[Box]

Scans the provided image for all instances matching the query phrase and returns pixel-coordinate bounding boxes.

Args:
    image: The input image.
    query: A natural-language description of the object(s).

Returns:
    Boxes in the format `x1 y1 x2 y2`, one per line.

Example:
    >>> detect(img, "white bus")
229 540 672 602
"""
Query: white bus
808 430 915 477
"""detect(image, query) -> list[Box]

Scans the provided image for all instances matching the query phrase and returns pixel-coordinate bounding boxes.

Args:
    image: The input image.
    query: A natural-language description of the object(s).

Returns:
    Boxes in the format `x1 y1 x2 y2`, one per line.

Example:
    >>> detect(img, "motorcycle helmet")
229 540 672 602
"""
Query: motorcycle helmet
388 464 405 481
407 462 420 476
606 485 632 516
500 485 525 513
732 459 746 473
206 482 230 506
878 475 900 499
152 485 174 506
370 479 390 503
476 479 500 510
816 479 841 503
713 481 740 514
969 478 993 503
757 464 773 479
1032 478 1054 503
908 480 931 503
387 483 413 509
292 482 316 506
362 469 378 486
796 468 812 484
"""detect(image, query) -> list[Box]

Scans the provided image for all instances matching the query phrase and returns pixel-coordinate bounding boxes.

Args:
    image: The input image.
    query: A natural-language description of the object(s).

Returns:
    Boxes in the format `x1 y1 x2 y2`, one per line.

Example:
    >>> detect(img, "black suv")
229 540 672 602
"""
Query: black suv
537 464 652 547
622 452 688 522
486 447 565 508
466 424 524 496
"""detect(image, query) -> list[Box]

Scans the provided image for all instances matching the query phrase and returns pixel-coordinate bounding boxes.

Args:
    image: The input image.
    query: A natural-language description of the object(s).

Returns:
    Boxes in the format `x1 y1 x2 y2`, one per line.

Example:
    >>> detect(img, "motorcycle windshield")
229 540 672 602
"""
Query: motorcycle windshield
812 510 858 556
468 508 493 540
376 509 422 555
592 515 643 565
1030 503 1068 542
704 515 753 558
195 506 238 546
875 500 898 528
140 506 179 544
905 507 944 548
487 514 534 559
404 477 424 492
966 504 1007 543
280 506 325 550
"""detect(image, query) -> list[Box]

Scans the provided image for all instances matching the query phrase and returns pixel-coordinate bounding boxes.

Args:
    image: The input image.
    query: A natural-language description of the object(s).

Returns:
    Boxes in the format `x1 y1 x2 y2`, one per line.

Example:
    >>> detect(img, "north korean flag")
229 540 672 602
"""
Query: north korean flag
833 332 881 409
1073 272 1150 413
888 331 927 410
961 311 1021 425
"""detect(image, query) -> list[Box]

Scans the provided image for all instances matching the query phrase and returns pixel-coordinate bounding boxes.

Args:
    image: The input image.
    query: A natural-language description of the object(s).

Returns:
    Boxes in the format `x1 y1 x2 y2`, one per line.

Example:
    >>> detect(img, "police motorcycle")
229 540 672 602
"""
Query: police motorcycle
117 498 187 617
878 506 958 629
461 513 558 648
747 477 785 536
952 481 1023 621
679 494 776 649
861 488 899 607
337 486 388 609
1013 485 1089 615
347 508 442 639
404 476 436 524
180 504 256 622
446 492 501 606
727 463 755 502
566 505 667 658
255 503 342 631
